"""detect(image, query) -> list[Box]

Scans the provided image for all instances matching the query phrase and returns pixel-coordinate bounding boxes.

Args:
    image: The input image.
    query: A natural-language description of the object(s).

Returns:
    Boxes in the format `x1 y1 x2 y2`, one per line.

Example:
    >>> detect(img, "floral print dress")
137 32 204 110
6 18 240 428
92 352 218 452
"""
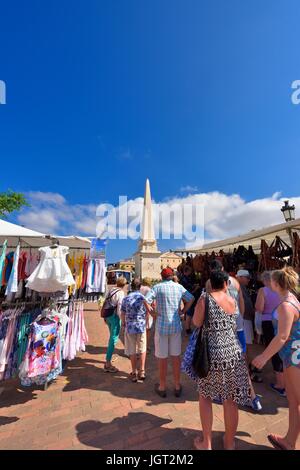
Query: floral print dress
20 321 62 386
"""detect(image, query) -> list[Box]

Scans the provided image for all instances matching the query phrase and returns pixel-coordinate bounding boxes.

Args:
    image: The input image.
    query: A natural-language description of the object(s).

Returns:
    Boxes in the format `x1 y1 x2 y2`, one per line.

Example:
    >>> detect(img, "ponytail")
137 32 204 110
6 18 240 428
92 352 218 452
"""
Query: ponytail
271 267 299 292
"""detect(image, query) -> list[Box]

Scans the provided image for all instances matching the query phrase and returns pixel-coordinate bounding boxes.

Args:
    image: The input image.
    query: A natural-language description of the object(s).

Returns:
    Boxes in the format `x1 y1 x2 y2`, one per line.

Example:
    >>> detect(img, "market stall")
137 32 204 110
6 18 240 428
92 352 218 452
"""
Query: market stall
0 221 106 389
172 218 300 287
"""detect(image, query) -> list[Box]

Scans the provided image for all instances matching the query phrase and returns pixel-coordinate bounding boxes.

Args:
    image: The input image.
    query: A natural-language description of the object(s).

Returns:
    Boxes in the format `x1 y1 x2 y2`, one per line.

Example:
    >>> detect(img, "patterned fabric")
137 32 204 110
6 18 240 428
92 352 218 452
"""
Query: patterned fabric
20 321 62 386
121 291 147 334
277 301 300 369
181 328 200 381
145 280 194 335
195 295 252 406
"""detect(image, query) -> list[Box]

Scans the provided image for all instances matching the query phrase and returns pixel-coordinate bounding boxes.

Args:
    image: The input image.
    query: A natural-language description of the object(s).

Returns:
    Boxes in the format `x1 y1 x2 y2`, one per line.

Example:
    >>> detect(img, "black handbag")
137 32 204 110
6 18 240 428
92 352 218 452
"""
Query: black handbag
192 293 210 378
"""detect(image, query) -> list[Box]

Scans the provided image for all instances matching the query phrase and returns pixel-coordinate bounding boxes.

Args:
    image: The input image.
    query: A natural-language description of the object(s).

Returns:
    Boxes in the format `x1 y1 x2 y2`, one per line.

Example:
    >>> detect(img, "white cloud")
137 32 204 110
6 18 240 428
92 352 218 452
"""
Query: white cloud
18 210 60 234
17 191 300 249
26 191 66 206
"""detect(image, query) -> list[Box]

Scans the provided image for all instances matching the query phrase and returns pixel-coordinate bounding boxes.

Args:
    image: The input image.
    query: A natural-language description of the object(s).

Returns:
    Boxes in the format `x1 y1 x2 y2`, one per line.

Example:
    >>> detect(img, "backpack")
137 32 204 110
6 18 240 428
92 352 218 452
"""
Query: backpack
101 288 121 319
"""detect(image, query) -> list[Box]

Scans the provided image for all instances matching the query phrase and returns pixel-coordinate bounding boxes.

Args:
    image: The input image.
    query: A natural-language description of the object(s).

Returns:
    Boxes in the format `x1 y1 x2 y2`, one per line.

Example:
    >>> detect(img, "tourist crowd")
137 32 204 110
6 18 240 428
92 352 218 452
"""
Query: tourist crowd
101 263 300 451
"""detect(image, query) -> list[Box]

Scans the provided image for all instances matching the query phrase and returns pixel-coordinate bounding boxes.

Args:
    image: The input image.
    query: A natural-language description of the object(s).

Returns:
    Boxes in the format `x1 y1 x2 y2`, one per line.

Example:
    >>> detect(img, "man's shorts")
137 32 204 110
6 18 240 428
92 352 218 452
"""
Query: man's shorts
125 331 147 356
154 331 182 359
237 330 247 354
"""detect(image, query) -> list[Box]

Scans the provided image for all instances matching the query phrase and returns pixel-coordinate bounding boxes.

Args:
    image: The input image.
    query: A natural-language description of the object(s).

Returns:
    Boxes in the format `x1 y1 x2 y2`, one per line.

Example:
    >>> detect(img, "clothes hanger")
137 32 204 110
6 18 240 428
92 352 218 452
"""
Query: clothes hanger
50 238 60 249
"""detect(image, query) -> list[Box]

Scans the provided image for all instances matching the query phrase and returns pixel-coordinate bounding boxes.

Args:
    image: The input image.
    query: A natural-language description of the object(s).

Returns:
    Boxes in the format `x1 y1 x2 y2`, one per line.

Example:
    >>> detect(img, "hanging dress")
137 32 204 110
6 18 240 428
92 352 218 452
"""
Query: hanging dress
20 321 62 386
26 245 75 293
6 244 20 297
0 239 8 287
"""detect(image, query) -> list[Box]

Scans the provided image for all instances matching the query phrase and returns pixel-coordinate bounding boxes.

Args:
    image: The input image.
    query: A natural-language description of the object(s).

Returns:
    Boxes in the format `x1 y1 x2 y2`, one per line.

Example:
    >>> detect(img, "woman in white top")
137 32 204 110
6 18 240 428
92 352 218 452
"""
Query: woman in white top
103 277 127 372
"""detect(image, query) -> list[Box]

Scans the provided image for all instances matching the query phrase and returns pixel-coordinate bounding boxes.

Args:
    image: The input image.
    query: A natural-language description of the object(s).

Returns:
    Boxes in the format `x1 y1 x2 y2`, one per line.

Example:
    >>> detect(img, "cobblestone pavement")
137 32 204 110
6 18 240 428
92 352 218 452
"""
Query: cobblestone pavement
0 303 298 450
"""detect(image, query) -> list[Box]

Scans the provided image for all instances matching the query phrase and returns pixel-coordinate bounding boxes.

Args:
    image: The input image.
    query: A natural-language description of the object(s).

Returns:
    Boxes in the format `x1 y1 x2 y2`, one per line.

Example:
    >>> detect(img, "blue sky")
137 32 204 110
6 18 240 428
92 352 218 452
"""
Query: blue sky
1 0 300 262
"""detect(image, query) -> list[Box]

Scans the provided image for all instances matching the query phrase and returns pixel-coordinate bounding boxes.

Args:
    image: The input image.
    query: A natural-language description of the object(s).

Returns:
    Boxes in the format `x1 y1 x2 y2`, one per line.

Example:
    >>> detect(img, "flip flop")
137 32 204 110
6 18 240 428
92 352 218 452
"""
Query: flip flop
267 434 290 450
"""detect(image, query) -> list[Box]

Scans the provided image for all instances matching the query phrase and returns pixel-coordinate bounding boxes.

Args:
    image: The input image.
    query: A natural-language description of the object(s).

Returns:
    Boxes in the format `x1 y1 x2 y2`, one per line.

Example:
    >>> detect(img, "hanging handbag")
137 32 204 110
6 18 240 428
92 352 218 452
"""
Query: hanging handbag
192 293 210 378
181 327 200 381
100 288 121 319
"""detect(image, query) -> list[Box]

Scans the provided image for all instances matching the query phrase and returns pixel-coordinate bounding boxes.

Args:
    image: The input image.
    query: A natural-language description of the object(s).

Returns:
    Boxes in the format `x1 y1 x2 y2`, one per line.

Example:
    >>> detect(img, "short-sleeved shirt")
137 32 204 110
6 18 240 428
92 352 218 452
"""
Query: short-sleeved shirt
145 280 194 335
121 291 147 334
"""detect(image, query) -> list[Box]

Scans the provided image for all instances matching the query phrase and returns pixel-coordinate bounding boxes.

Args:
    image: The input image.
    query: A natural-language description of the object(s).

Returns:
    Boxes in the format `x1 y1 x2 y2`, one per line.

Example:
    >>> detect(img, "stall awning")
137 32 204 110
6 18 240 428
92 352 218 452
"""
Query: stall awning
187 218 300 254
0 219 91 250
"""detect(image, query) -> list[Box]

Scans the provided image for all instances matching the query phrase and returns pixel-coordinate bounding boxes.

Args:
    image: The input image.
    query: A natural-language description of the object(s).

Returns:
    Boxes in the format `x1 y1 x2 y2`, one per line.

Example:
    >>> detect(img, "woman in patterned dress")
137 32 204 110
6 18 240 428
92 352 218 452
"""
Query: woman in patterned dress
193 270 251 450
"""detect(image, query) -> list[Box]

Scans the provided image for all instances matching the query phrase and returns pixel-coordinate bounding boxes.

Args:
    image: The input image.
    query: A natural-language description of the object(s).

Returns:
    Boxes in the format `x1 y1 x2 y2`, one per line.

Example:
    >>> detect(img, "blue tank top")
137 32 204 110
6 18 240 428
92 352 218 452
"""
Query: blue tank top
274 300 300 369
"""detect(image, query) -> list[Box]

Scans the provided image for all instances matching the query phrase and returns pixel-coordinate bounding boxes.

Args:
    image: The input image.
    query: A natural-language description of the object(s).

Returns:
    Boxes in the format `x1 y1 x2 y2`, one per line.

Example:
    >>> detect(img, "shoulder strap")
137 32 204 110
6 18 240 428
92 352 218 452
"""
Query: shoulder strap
273 300 300 316
284 301 300 315
204 293 210 326
106 288 121 302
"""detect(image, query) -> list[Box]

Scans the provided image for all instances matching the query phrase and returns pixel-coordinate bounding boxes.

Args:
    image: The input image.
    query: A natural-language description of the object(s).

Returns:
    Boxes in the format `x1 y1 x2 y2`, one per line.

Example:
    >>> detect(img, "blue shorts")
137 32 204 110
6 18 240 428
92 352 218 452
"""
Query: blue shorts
237 330 247 354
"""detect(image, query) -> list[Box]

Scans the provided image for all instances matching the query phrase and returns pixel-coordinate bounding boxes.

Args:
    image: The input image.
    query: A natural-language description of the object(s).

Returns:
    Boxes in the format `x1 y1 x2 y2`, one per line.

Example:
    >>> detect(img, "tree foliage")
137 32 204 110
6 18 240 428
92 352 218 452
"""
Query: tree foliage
0 190 29 218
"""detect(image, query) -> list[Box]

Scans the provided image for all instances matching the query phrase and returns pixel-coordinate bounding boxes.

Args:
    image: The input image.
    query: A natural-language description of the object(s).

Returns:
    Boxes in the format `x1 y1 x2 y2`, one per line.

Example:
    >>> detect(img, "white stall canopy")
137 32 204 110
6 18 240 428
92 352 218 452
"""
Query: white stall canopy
0 219 91 250
188 218 300 254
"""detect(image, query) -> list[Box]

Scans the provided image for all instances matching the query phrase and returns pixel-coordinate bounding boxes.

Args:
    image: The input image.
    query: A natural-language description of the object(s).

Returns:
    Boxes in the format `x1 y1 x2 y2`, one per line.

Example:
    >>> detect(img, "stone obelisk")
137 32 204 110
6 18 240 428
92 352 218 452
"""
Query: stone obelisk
134 179 161 280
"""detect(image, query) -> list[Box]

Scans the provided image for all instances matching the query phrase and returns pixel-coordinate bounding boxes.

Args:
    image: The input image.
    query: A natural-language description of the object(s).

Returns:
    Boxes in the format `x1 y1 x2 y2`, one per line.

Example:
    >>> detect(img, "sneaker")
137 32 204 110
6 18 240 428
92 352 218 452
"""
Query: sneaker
251 396 262 411
270 384 286 397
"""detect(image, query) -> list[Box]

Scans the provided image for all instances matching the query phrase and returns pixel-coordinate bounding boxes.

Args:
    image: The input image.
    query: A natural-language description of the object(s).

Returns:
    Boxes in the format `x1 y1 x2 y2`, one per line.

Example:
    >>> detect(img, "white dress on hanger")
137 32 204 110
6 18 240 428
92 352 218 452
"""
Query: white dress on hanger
26 245 75 293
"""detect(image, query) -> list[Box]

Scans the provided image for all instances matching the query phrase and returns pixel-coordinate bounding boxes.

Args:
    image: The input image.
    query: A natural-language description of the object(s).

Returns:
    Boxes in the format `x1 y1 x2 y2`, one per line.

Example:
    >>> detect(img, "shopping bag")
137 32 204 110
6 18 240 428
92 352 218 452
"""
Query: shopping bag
181 328 200 381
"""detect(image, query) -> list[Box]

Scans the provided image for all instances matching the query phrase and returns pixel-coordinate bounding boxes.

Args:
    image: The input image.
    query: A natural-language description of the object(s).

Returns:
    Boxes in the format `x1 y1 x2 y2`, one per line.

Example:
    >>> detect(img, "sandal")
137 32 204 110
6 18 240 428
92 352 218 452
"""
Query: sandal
267 434 292 450
154 383 166 398
174 385 182 397
104 365 119 373
138 370 146 381
130 372 138 383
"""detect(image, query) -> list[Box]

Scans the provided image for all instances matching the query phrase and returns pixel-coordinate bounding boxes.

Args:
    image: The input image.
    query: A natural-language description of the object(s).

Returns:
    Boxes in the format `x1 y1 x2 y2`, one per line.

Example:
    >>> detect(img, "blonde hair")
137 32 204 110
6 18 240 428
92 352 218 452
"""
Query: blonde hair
271 267 299 292
116 276 127 287
142 277 152 287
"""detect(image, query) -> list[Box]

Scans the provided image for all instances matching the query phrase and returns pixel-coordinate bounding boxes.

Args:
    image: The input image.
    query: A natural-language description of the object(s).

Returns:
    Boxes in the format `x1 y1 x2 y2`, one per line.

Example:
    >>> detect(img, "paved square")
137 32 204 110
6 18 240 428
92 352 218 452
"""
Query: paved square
0 304 297 450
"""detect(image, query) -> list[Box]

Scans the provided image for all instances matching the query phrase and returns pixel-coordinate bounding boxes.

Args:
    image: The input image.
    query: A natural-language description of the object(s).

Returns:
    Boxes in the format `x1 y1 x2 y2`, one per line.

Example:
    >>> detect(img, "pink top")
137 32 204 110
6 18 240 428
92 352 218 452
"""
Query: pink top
262 287 280 321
